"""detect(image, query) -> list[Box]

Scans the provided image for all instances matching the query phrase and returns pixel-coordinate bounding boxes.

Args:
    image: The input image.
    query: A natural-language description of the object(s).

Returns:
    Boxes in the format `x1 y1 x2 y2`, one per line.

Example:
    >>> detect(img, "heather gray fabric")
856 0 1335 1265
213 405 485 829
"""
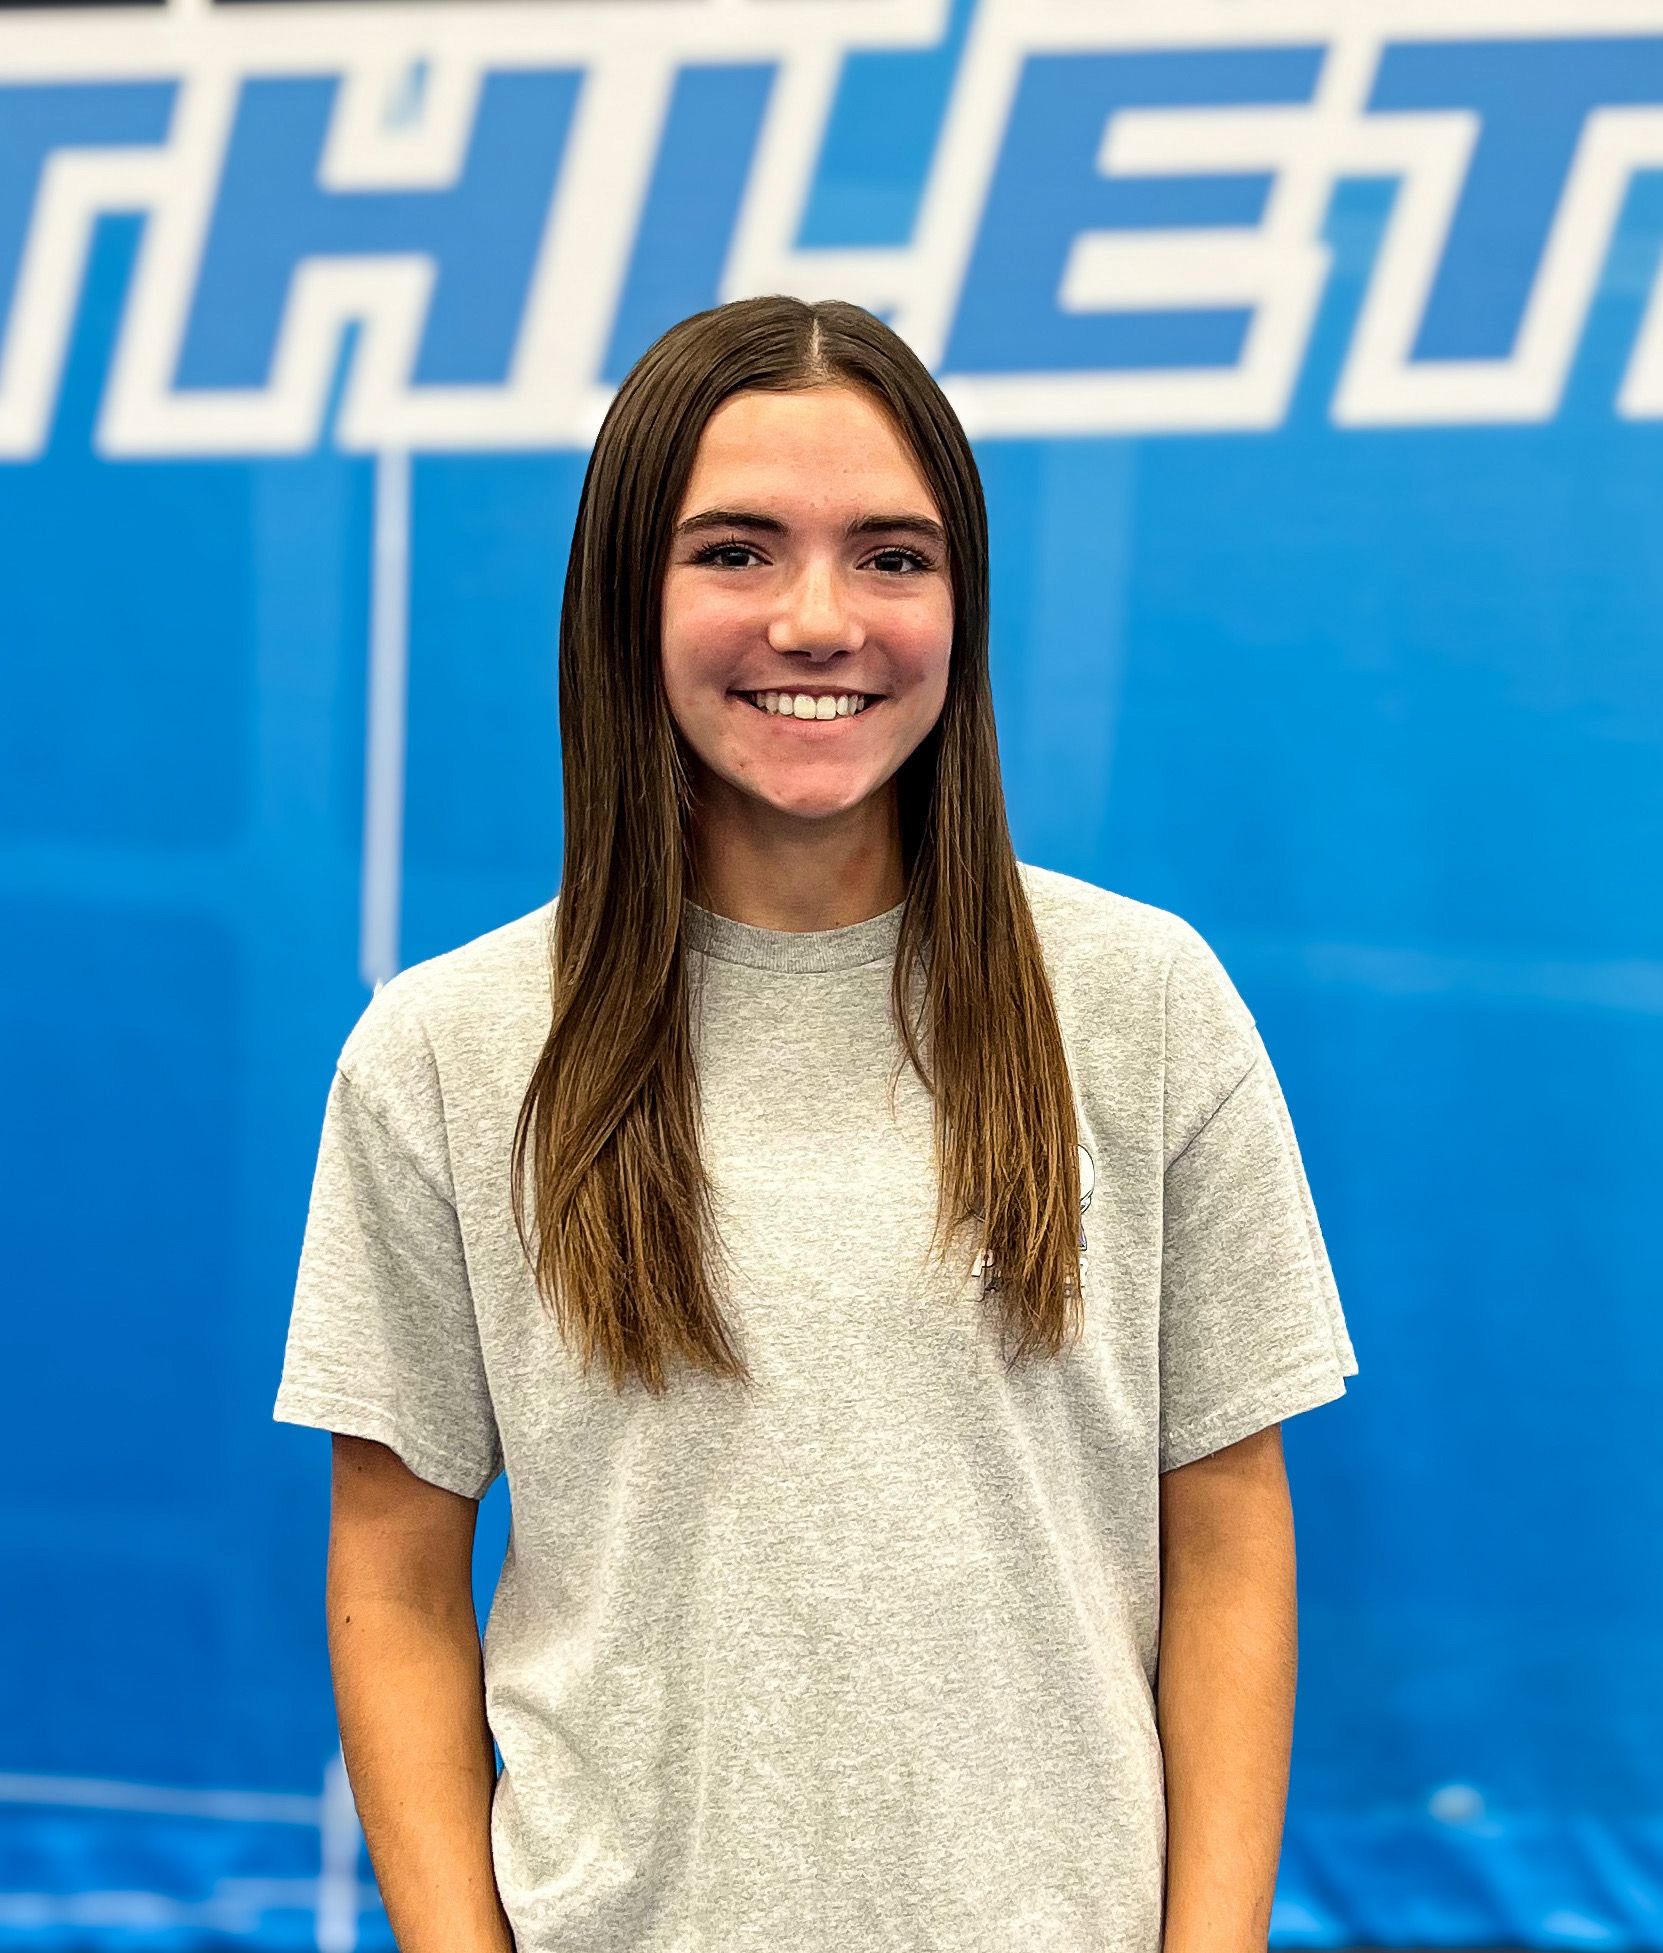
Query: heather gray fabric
273 860 1358 1953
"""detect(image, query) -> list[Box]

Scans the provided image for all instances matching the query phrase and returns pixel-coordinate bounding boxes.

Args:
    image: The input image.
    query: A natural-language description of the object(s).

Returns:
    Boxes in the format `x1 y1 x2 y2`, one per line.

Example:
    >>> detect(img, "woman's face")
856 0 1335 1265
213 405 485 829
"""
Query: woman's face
660 383 954 836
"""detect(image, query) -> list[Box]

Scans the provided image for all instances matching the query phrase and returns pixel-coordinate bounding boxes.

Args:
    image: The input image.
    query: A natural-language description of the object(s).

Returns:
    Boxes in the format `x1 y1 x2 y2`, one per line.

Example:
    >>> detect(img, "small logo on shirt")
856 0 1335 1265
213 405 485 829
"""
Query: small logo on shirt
971 1141 1095 1292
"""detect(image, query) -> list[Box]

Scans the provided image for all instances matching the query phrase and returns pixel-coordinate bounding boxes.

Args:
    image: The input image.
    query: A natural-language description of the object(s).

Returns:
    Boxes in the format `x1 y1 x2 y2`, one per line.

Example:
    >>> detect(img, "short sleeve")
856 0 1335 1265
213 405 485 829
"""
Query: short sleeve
272 985 504 1500
1158 926 1359 1474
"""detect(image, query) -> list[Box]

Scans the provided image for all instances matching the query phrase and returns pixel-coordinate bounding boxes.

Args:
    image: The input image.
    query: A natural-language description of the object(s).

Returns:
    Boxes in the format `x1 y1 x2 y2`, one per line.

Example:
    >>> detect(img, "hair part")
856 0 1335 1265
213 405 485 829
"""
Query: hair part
510 294 1083 1395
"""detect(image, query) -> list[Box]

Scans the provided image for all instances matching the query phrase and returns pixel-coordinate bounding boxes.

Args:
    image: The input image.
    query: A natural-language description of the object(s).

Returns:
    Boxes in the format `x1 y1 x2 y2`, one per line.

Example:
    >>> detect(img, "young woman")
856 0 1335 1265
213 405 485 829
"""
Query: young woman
275 294 1359 1953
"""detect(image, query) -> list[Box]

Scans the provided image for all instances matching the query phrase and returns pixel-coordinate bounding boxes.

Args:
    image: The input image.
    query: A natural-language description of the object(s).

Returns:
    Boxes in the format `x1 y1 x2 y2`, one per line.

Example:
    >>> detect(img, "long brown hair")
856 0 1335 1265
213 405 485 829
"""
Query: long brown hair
510 294 1083 1395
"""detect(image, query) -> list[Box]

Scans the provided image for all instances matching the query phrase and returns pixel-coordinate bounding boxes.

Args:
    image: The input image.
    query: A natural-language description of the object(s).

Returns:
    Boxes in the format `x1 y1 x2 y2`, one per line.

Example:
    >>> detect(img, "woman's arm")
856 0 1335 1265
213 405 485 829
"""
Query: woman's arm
1155 1424 1299 1953
326 1434 515 1953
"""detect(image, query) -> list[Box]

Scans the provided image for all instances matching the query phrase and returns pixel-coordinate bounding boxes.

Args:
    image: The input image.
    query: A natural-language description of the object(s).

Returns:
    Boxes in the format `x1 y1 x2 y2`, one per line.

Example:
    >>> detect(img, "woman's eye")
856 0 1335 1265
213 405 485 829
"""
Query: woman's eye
689 540 937 573
696 542 761 569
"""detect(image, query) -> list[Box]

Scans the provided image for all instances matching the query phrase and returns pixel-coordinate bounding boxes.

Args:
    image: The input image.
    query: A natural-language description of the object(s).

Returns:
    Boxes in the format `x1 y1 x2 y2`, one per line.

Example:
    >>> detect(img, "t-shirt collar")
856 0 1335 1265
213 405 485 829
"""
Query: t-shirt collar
682 896 906 973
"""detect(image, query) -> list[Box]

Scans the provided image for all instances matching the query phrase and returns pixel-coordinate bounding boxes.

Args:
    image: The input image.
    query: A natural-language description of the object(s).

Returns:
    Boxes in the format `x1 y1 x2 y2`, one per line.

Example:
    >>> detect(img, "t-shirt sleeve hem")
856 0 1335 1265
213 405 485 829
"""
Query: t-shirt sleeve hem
1158 1356 1357 1474
273 1386 501 1500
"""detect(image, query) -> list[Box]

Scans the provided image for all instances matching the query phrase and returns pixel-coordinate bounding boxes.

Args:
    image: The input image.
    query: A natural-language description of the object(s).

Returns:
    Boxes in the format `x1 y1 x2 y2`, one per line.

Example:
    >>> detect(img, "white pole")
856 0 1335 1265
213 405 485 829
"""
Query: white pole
316 1744 363 1952
360 446 411 994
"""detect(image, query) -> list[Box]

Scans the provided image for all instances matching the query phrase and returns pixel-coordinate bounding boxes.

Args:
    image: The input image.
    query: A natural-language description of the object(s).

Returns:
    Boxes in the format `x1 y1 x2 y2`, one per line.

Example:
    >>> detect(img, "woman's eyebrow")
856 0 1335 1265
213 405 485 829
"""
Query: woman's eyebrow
674 508 947 549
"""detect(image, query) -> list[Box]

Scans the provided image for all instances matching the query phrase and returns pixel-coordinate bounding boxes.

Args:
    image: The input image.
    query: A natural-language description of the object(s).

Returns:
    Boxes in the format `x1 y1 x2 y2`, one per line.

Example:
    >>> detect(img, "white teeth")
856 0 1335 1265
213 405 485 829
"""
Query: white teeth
746 691 872 718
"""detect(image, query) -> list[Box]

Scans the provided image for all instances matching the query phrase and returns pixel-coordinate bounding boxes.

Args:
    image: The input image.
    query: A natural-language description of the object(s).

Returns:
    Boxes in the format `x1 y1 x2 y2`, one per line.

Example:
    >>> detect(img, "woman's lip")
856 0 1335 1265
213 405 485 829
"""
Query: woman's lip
727 693 884 721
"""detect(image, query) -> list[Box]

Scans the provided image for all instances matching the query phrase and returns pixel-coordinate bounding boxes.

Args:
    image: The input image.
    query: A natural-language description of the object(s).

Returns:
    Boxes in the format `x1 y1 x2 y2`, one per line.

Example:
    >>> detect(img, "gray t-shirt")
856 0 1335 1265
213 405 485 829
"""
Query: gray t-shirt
273 860 1358 1953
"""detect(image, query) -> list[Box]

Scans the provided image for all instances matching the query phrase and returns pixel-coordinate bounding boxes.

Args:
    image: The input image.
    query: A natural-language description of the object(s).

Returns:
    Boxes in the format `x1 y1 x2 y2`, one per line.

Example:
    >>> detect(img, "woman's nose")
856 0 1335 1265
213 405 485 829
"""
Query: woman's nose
768 561 862 652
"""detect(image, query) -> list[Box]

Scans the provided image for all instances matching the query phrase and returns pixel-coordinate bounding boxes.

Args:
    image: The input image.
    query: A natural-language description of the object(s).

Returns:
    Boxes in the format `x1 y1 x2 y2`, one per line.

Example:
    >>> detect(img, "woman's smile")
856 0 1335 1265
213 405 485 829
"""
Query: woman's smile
726 690 887 730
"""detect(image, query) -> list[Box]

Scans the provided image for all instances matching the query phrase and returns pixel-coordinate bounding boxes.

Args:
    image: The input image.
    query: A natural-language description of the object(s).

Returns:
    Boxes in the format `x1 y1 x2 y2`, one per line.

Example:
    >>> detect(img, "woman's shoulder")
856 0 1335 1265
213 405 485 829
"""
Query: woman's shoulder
333 900 558 1102
1018 862 1258 1102
1017 859 1207 973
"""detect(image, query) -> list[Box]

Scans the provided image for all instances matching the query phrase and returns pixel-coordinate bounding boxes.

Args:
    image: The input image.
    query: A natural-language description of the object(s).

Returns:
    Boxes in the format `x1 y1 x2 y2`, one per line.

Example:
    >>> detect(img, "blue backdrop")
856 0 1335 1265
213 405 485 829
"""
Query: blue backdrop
2 1 1658 1947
